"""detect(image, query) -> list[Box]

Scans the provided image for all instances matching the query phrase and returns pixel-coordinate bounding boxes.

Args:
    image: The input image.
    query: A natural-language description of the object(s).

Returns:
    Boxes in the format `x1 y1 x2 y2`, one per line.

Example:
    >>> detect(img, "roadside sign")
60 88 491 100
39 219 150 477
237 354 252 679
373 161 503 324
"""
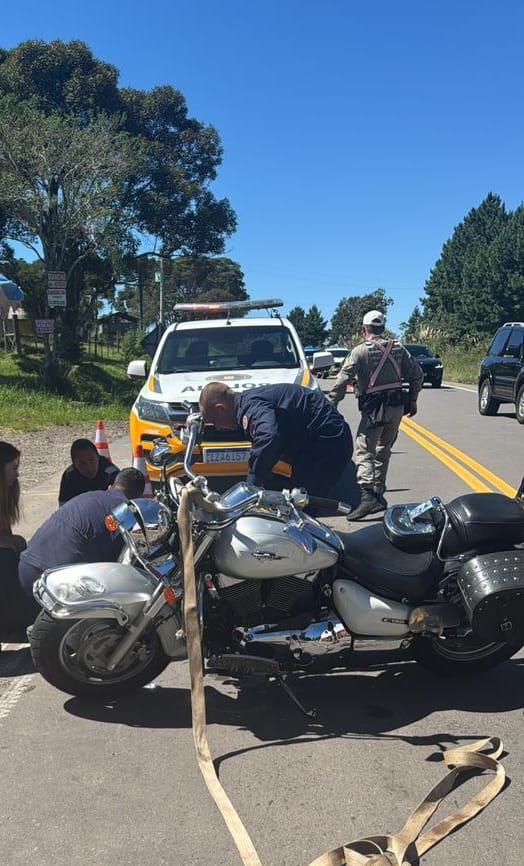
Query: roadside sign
47 287 67 308
47 271 67 307
47 271 67 287
34 318 55 335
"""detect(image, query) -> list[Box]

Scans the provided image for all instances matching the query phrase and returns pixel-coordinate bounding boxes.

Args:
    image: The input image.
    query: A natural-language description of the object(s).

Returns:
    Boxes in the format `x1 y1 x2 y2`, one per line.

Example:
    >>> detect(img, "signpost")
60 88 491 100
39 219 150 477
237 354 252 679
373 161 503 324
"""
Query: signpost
34 318 55 335
47 271 67 308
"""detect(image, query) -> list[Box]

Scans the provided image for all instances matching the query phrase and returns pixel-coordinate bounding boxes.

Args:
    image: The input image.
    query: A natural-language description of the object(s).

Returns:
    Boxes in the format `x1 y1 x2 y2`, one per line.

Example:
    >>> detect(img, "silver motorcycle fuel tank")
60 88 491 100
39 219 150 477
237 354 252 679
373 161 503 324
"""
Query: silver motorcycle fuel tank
213 515 339 579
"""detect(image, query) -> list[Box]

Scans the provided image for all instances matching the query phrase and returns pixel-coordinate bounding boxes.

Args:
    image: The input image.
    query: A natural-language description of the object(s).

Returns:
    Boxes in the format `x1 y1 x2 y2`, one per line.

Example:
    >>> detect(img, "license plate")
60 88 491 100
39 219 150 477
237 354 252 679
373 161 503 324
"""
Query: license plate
202 446 250 464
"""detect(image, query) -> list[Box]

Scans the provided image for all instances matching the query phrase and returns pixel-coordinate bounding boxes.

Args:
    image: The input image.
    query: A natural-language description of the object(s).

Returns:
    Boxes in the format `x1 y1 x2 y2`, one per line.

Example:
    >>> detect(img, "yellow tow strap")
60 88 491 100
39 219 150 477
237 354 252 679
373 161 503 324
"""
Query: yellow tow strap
178 485 506 866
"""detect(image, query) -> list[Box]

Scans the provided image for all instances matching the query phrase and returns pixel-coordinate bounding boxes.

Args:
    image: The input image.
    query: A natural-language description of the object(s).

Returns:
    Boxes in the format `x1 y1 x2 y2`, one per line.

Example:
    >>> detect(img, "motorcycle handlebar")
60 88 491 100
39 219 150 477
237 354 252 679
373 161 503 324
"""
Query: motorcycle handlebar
307 495 353 515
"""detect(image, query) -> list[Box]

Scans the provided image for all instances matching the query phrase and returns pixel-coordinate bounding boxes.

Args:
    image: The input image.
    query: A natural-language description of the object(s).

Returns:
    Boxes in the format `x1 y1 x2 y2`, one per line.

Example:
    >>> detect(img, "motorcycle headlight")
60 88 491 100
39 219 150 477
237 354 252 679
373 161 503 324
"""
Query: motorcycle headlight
134 498 172 549
135 396 171 424
111 499 172 559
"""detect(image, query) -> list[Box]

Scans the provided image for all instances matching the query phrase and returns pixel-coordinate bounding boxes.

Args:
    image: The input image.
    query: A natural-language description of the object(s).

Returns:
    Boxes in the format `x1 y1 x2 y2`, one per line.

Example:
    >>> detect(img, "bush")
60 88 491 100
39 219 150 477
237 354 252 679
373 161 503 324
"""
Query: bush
66 363 106 403
119 330 148 364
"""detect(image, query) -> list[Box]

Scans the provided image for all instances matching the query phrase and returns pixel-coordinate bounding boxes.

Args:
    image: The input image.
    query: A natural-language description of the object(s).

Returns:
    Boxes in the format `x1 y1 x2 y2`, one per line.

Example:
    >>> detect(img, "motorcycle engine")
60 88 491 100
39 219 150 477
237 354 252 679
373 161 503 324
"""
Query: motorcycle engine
215 572 317 624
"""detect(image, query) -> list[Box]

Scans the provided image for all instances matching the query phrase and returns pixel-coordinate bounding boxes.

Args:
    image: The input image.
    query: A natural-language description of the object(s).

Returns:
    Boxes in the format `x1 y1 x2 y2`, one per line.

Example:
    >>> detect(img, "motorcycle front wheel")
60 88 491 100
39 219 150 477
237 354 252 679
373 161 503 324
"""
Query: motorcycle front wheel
412 632 522 675
30 611 169 699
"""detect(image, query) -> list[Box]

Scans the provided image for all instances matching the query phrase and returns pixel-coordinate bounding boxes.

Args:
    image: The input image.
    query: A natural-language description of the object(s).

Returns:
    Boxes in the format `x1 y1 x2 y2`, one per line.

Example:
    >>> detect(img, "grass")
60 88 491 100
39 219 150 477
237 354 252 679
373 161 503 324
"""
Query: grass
0 343 485 432
439 347 484 385
0 350 141 432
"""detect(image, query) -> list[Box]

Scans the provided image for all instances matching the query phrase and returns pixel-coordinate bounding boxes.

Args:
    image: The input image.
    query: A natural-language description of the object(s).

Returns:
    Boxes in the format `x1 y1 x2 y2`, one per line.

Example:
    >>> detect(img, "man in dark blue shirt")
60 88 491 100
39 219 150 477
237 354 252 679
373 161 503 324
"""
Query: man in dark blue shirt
18 468 145 598
58 438 120 506
199 382 353 497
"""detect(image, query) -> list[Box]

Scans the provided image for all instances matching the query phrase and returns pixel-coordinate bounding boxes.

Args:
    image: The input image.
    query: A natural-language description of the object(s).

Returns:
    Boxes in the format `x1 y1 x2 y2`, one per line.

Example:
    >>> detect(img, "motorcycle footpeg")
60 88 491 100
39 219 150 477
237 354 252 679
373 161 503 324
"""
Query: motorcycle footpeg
207 655 316 719
206 653 281 677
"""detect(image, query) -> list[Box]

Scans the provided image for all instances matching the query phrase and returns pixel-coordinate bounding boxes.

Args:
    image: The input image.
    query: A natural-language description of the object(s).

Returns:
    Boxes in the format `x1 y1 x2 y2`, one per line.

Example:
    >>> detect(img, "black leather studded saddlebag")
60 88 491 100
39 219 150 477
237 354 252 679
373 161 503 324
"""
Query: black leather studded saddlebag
457 550 524 643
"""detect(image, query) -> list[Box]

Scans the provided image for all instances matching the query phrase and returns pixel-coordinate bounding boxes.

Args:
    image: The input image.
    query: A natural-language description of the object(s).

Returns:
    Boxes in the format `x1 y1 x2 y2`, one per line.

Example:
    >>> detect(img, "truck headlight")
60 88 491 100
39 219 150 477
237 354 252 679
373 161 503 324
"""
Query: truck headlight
135 396 171 423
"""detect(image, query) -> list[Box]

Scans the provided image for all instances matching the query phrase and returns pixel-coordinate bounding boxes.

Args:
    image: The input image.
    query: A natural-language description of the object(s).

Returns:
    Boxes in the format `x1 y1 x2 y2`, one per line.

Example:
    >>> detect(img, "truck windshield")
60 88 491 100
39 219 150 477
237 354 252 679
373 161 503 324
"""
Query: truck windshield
156 325 301 373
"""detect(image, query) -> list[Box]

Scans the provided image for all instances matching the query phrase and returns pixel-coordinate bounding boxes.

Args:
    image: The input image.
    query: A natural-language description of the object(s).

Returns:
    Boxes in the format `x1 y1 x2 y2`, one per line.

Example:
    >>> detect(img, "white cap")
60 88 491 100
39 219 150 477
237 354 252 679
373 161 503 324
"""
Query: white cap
362 309 385 326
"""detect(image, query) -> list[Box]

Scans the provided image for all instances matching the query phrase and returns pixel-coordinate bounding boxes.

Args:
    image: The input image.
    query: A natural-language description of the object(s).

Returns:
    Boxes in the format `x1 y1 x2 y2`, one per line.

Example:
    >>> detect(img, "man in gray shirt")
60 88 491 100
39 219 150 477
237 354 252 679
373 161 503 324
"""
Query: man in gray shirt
328 310 423 520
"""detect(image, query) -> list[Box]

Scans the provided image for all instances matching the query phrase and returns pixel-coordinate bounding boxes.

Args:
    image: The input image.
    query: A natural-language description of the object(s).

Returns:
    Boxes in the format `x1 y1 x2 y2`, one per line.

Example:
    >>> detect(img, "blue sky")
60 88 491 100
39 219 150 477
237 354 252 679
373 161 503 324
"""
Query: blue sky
2 0 524 333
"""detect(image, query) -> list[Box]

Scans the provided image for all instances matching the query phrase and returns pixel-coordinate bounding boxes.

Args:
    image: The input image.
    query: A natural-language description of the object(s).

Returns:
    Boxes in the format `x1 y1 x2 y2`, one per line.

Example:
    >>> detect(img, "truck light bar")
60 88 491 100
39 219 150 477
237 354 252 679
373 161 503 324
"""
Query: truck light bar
173 299 283 313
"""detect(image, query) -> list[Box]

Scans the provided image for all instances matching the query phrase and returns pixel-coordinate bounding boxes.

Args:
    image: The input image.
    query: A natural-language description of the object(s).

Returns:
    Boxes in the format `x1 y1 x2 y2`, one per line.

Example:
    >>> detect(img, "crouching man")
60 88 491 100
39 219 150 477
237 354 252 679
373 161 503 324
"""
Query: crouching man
18 467 145 598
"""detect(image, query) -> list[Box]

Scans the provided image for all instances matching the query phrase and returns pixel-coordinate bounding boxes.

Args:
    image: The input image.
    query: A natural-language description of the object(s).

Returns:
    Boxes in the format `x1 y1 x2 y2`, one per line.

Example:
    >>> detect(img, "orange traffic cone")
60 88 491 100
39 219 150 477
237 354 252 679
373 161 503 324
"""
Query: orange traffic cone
95 419 112 462
132 444 153 498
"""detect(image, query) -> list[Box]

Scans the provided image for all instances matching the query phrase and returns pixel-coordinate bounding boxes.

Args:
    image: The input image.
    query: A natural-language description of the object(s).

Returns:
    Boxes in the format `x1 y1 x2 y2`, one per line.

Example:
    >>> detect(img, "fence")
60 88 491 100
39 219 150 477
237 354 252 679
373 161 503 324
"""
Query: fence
0 318 124 360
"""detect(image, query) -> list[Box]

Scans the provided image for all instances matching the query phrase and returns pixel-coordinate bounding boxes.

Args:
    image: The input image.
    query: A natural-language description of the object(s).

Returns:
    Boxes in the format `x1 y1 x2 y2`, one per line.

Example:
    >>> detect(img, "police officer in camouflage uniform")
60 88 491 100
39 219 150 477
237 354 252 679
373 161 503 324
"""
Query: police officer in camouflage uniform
327 310 423 520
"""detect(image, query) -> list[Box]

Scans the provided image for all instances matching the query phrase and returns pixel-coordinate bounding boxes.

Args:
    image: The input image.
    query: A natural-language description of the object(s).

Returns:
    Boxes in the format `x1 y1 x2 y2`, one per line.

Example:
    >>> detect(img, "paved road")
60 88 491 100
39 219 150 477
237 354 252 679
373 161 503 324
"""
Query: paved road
1 382 523 866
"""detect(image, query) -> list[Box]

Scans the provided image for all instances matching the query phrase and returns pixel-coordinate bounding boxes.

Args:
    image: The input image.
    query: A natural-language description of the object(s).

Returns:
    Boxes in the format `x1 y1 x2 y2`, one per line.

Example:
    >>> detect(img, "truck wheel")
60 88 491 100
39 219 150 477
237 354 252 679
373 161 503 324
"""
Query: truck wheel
516 385 524 424
478 380 499 415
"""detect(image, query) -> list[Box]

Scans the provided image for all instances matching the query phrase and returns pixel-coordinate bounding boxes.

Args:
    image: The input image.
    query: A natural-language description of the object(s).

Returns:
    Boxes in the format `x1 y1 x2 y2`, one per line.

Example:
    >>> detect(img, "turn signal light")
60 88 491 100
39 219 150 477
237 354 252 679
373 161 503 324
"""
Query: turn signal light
104 514 118 532
163 586 177 605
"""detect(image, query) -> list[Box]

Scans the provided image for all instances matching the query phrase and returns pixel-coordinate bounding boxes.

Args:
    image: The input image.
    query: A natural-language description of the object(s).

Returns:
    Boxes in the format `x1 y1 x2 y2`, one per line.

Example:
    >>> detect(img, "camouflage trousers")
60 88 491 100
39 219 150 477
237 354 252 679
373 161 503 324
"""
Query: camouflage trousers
354 404 404 493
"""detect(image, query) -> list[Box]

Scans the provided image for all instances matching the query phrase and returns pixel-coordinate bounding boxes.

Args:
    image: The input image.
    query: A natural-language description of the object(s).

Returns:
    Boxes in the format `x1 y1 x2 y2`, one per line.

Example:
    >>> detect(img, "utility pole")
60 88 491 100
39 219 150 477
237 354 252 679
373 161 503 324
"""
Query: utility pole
154 254 164 329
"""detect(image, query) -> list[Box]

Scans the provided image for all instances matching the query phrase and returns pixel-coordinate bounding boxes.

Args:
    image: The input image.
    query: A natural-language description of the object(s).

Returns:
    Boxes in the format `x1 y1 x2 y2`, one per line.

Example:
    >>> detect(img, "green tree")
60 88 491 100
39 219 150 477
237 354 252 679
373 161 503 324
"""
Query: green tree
0 39 236 360
421 193 509 343
400 305 424 342
303 304 328 345
0 98 140 359
118 255 248 327
287 306 307 342
0 253 46 319
330 288 393 344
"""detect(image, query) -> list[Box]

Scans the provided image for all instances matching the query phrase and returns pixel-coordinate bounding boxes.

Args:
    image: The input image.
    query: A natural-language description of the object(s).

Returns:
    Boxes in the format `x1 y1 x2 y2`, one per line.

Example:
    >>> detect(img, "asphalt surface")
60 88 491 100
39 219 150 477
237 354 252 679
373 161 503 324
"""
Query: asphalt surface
1 381 523 866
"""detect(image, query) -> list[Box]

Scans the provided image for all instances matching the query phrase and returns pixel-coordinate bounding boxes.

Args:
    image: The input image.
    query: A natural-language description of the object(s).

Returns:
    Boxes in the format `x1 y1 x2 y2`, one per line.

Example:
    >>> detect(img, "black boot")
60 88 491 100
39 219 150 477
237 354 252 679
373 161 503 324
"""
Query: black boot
346 488 383 521
374 490 388 509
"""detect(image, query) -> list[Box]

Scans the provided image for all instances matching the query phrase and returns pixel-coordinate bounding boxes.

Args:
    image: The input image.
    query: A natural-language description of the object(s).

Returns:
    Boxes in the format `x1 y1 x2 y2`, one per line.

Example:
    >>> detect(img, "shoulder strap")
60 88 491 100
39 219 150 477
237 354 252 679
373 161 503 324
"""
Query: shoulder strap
367 340 402 393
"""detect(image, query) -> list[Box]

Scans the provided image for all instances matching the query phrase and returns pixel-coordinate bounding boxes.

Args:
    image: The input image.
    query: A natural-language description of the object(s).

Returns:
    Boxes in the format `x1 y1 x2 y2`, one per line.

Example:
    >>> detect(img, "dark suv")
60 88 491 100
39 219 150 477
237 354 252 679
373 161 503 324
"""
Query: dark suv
478 322 524 424
403 344 443 387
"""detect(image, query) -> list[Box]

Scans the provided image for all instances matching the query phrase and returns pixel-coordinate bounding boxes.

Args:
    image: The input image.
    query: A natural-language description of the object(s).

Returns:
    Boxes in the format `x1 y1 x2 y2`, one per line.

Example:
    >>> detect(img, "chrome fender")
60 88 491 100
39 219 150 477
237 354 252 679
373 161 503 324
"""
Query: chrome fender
33 562 158 625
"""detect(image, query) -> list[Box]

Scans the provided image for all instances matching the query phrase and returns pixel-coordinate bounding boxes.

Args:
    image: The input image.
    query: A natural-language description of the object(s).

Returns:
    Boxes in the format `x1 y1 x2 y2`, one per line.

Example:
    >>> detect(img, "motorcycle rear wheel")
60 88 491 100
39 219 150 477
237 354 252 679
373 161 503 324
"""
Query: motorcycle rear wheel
412 632 522 675
30 611 169 699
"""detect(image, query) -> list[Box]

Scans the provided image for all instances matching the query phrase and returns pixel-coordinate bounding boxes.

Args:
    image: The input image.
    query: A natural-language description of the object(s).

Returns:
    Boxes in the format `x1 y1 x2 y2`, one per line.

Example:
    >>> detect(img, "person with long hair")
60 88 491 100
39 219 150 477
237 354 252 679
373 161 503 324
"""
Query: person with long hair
0 441 26 554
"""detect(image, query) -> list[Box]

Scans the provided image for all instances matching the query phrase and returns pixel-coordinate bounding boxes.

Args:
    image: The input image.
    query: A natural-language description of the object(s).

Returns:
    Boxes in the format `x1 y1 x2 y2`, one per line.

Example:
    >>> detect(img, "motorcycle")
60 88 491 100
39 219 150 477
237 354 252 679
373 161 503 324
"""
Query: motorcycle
29 410 524 712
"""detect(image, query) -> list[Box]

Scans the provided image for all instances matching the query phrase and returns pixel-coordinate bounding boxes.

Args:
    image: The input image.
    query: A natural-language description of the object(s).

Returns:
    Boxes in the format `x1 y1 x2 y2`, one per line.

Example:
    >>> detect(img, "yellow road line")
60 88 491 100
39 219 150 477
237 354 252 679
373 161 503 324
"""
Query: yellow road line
400 417 516 496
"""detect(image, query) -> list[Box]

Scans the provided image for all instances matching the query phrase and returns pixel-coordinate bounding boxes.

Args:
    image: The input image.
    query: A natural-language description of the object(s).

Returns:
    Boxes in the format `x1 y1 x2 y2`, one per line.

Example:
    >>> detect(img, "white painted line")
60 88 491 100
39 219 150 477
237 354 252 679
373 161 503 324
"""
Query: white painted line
442 382 477 393
0 674 35 722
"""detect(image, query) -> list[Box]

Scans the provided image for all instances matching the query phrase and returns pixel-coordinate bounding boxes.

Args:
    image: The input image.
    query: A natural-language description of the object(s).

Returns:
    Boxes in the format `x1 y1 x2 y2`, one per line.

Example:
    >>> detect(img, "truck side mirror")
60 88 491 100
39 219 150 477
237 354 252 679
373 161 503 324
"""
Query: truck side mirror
127 359 148 379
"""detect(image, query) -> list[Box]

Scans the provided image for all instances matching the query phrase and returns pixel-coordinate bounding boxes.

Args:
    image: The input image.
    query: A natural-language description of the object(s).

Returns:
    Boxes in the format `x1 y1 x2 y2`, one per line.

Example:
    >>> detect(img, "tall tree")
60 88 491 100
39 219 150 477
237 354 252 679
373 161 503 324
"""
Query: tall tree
287 306 307 342
303 304 328 345
0 99 140 358
399 305 425 342
118 255 248 327
330 288 393 344
421 193 508 342
0 253 46 320
0 39 236 359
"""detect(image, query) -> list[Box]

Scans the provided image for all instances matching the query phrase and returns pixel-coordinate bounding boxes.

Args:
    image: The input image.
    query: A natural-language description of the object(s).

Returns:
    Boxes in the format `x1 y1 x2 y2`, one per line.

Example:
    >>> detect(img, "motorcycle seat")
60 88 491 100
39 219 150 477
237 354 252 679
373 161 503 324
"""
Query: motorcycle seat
443 493 524 555
337 524 444 602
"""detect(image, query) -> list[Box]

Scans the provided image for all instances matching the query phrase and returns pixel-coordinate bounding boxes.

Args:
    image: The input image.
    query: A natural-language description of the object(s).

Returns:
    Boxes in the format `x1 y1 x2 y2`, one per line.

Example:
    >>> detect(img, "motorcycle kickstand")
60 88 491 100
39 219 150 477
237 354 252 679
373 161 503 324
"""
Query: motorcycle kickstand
274 674 316 719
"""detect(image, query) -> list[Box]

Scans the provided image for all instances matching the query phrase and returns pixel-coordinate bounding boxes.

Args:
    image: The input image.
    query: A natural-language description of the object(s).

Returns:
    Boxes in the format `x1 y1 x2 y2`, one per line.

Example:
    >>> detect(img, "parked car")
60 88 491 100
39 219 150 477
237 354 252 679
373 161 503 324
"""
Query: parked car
303 346 334 379
478 322 524 424
403 344 443 387
325 346 350 376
